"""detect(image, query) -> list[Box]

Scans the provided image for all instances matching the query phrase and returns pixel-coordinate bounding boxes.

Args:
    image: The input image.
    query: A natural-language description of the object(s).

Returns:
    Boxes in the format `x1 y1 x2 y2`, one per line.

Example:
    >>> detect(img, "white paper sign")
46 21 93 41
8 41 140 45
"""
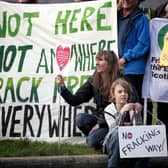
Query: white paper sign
118 125 168 158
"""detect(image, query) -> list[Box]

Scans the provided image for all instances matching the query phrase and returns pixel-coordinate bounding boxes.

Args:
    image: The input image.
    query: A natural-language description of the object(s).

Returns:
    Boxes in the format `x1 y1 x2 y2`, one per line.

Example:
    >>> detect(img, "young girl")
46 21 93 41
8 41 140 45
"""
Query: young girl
104 78 142 130
103 78 143 168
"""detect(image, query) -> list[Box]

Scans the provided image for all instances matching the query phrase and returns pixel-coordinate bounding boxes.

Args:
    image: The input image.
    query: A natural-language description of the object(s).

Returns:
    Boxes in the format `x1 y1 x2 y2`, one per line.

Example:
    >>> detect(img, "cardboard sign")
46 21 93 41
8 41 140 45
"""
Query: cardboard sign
118 125 168 158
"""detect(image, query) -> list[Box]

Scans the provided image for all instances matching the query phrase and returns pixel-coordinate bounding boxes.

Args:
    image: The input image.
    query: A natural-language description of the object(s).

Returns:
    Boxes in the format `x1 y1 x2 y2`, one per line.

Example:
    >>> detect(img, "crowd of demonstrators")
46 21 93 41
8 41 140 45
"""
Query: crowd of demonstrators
103 78 145 168
10 0 168 164
55 1 151 167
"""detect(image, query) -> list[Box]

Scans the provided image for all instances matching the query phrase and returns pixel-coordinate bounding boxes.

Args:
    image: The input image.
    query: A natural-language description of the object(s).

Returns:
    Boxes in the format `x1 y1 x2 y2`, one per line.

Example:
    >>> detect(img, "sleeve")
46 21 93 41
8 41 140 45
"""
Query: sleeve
60 77 94 106
104 103 117 129
123 16 150 62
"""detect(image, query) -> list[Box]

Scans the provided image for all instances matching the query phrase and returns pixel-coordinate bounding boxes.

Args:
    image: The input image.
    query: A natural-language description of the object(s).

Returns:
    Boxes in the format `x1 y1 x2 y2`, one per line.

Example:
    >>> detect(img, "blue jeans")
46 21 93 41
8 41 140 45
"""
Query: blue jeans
105 127 120 168
105 127 149 168
76 113 108 149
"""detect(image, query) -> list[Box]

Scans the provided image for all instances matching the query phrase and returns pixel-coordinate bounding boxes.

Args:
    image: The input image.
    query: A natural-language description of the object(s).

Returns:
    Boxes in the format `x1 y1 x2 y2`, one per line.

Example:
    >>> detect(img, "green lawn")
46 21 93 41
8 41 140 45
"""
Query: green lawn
0 139 101 157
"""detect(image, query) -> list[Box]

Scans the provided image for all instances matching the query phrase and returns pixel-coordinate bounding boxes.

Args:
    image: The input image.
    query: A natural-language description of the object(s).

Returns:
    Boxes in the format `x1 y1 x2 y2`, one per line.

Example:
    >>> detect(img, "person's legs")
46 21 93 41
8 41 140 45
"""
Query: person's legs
76 113 108 149
157 102 168 136
86 127 108 149
124 75 153 125
134 158 149 168
126 158 149 168
105 127 120 168
146 100 153 125
124 75 143 103
75 113 97 135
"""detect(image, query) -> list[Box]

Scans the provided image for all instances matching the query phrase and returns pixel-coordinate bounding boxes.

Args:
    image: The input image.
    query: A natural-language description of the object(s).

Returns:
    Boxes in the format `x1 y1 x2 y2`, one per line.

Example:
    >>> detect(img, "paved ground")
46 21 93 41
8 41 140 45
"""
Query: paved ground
0 155 168 168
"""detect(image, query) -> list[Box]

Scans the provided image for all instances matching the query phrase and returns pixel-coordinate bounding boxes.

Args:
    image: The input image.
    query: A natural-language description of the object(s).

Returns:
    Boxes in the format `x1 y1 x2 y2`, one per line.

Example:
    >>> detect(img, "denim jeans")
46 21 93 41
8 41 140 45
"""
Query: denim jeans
105 127 149 168
105 127 120 168
76 113 108 149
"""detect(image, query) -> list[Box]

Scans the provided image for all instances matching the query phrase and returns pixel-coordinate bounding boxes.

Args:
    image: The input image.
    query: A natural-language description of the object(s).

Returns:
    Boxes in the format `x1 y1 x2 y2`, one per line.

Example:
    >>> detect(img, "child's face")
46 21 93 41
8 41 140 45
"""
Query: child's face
113 84 128 105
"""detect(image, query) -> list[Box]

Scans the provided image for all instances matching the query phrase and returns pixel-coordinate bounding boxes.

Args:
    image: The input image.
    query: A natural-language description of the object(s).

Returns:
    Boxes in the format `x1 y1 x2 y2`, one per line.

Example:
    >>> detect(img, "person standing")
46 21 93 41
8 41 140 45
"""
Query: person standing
118 0 150 105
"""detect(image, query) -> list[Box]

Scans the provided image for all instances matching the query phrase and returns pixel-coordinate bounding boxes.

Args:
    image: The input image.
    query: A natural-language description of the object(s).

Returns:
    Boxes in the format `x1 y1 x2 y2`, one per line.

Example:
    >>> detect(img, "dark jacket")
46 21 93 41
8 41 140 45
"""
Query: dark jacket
60 75 139 127
60 76 110 127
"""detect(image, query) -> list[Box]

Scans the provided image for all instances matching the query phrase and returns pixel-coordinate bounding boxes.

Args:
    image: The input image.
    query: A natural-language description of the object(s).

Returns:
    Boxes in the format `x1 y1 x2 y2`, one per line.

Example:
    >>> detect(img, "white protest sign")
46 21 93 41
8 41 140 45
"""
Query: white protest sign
118 125 168 158
142 18 168 102
0 0 118 142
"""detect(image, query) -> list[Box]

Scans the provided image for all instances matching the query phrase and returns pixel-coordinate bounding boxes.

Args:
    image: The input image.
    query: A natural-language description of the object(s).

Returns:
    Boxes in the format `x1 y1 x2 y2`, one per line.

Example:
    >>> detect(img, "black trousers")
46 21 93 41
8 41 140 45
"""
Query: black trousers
124 74 153 125
157 102 168 136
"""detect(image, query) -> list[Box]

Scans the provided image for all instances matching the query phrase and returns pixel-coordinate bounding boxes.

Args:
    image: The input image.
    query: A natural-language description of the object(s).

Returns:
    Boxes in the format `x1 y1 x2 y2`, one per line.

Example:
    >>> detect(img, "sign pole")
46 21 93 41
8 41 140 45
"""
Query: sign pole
143 98 147 125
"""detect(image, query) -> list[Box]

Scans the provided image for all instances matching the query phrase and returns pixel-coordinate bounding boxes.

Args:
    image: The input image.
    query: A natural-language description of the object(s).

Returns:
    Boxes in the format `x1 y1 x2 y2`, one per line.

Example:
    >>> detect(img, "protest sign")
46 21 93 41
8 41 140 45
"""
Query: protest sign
0 0 118 142
118 125 168 158
142 18 168 102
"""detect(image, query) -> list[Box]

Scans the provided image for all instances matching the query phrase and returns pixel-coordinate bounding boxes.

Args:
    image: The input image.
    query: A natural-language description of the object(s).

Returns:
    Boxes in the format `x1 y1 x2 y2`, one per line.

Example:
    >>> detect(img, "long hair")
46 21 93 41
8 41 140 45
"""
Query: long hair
92 50 119 98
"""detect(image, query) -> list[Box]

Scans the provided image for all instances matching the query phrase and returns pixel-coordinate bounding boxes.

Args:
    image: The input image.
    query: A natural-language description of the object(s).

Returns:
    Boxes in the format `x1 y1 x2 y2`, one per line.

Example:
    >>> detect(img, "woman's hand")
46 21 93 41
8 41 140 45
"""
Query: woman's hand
89 124 100 134
56 75 65 86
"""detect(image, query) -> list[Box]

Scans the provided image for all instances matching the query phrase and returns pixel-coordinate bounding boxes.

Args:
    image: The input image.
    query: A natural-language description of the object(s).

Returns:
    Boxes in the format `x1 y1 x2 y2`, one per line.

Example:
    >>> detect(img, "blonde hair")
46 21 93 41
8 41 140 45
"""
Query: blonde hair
110 78 131 102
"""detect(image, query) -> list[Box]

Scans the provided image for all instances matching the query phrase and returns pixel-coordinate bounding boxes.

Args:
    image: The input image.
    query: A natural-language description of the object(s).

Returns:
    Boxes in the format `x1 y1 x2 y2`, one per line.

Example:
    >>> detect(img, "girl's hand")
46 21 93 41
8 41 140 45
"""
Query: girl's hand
120 103 142 115
120 103 134 115
56 75 65 86
134 103 142 113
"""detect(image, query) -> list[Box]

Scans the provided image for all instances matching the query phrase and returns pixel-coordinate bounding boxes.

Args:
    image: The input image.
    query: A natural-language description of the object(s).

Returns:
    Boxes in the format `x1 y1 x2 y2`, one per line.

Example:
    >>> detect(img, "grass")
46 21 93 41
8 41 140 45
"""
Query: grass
0 139 101 157
152 102 158 124
0 103 158 157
